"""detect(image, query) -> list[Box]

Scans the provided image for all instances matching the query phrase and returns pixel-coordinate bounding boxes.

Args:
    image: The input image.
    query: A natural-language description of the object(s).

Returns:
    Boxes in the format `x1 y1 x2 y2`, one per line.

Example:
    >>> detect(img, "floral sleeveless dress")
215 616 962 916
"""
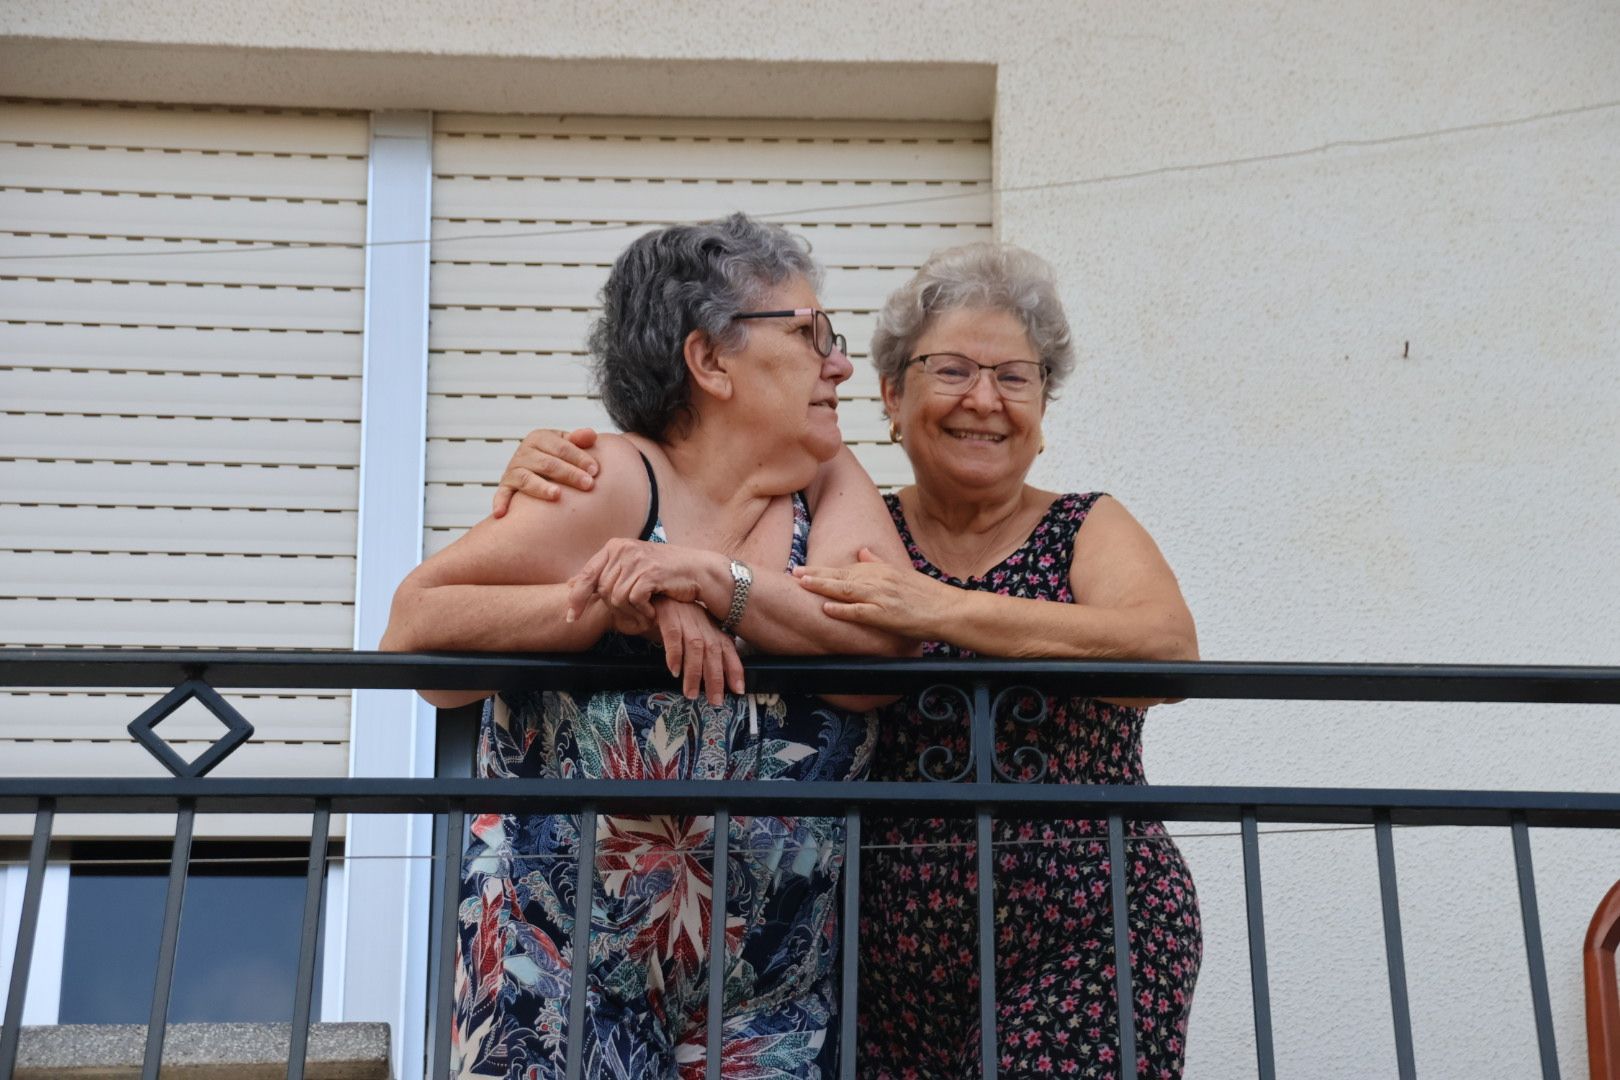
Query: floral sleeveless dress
455 493 876 1080
857 492 1202 1080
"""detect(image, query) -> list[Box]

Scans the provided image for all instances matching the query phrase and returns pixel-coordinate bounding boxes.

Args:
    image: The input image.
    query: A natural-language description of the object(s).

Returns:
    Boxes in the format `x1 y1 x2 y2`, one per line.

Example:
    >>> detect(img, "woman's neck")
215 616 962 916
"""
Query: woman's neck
900 482 1044 579
650 415 813 549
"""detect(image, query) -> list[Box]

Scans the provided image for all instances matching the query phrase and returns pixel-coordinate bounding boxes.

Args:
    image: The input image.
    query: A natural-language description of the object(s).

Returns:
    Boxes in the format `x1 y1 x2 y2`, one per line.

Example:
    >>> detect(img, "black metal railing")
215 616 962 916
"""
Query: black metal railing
2 648 1618 1080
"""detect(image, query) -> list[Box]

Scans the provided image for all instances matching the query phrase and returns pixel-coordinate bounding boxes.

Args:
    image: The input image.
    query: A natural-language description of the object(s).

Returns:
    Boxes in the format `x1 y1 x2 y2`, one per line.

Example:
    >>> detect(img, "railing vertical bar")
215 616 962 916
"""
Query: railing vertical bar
141 799 196 1080
706 807 731 1080
0 799 54 1080
1107 812 1139 1080
971 682 997 1079
976 810 998 1079
286 802 331 1080
839 806 861 1080
430 807 466 1080
1240 811 1277 1080
564 807 596 1080
1374 813 1417 1080
1511 815 1562 1079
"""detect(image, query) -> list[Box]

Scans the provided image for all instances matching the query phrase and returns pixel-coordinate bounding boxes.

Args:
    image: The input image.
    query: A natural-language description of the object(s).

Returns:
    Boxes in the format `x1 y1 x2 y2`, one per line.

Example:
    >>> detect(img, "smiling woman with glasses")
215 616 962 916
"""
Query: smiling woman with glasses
491 240 1202 1080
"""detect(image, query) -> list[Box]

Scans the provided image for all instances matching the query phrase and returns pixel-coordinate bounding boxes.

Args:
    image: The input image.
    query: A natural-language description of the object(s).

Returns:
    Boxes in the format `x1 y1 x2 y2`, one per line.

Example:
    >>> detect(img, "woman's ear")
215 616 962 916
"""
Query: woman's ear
879 374 903 425
683 328 733 402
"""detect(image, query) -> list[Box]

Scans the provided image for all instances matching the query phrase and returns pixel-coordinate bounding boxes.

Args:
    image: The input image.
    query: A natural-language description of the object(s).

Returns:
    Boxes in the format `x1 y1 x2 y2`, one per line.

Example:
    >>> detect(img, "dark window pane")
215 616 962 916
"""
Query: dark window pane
58 842 327 1024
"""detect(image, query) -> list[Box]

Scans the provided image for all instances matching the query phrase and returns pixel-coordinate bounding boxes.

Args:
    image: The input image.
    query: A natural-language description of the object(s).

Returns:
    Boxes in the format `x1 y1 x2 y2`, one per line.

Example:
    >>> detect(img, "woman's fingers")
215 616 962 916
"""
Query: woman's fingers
564 552 607 621
658 605 685 678
795 571 865 600
490 428 602 516
721 636 745 697
702 630 725 706
821 600 883 624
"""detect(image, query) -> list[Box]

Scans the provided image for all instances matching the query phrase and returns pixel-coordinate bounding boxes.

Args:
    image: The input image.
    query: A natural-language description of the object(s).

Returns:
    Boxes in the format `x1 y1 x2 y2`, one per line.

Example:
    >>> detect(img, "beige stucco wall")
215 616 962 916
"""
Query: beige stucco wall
5 3 1618 1077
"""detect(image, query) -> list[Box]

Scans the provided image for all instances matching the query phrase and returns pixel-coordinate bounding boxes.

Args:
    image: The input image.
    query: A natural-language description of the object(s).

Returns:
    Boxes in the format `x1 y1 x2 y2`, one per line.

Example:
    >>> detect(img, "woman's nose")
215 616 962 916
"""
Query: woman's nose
960 371 1003 411
825 346 854 384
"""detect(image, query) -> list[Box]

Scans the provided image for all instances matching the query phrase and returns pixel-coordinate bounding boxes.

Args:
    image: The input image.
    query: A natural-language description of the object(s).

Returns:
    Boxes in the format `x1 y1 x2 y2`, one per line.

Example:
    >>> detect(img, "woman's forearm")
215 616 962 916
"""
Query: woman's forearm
733 570 917 658
382 579 610 655
948 589 1198 663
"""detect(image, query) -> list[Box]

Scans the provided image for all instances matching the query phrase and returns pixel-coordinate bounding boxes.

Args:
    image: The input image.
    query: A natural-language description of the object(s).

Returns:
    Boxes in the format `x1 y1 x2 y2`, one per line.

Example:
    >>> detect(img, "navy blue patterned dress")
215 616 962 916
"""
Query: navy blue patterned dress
455 493 875 1079
857 492 1202 1079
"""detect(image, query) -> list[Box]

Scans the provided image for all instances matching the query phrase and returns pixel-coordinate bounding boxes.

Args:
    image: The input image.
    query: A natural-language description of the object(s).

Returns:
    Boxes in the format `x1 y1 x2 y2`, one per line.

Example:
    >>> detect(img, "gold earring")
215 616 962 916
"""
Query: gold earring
889 422 903 444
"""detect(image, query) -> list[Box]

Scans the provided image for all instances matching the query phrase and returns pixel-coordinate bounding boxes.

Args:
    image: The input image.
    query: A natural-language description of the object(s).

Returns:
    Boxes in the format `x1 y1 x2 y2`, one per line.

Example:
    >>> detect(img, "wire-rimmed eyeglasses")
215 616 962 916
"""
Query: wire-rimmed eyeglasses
907 353 1050 401
733 308 847 359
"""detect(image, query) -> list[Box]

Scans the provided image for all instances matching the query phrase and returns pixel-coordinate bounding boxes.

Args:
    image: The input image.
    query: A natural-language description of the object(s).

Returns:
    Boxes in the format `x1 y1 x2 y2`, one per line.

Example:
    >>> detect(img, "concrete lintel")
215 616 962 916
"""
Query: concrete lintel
0 39 994 121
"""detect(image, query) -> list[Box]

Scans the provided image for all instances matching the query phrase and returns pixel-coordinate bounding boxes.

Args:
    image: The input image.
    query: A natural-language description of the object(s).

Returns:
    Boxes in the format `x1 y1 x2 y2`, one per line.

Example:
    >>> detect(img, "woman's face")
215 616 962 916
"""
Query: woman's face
726 276 854 463
882 306 1046 499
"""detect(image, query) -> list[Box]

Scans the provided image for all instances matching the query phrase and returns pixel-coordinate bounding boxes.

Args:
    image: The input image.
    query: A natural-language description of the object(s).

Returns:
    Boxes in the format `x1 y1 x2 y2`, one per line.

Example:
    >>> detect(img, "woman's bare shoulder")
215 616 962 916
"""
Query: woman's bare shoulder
502 431 651 538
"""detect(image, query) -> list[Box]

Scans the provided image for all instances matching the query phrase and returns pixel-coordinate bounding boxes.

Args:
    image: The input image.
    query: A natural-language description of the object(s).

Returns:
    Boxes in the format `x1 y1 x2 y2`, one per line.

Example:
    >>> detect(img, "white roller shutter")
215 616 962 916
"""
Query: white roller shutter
425 113 992 555
0 99 368 828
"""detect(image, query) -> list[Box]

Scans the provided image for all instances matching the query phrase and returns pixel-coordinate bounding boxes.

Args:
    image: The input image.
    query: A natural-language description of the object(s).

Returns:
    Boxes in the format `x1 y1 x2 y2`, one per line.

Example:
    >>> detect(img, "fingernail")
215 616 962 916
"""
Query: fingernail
564 610 575 623
581 476 594 489
588 463 599 476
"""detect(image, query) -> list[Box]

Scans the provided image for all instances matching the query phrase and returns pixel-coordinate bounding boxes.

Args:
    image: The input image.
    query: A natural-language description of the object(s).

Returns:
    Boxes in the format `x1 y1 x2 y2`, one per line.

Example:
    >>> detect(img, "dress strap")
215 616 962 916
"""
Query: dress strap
636 451 660 542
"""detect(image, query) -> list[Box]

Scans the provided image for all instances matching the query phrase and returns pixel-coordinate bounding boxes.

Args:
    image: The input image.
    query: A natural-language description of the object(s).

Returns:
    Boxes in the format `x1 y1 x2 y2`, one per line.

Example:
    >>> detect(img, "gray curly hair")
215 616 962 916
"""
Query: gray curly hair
870 242 1075 398
588 213 822 439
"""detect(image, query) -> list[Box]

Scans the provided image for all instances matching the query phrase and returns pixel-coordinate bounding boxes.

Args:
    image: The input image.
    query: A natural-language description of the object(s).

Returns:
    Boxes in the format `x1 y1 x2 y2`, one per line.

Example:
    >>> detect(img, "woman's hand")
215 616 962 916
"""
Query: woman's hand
792 548 951 639
565 538 726 625
492 427 603 517
650 598 745 705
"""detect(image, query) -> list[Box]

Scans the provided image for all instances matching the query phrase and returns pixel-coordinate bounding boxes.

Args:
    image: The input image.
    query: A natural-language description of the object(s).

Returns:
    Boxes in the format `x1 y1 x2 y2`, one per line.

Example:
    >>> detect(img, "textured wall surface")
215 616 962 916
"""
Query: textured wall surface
4 3 1618 1076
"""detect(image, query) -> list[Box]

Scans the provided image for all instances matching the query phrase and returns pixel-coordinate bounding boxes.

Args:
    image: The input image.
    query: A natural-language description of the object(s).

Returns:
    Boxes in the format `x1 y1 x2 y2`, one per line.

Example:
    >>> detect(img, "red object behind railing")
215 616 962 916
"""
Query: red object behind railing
1587 879 1620 1080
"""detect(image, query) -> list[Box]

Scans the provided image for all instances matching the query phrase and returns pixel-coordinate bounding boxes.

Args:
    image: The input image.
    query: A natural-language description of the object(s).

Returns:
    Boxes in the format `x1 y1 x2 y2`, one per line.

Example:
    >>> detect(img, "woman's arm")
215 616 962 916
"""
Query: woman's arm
552 444 919 658
797 495 1196 705
381 435 660 707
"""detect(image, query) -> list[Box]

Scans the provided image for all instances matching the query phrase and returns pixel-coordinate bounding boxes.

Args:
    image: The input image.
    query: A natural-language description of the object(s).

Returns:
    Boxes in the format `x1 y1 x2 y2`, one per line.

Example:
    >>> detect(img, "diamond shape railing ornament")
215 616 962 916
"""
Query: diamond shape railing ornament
125 679 255 778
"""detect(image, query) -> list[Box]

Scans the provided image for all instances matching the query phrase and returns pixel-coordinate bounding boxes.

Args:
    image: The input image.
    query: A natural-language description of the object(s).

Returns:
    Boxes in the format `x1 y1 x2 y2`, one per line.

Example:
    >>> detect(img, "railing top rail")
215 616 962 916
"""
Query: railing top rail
1 778 1620 829
2 648 1619 703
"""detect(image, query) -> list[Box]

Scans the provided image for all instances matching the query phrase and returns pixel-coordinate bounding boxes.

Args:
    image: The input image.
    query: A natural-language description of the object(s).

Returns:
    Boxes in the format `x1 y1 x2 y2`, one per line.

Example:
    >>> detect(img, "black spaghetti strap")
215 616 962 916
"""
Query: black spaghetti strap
637 452 660 541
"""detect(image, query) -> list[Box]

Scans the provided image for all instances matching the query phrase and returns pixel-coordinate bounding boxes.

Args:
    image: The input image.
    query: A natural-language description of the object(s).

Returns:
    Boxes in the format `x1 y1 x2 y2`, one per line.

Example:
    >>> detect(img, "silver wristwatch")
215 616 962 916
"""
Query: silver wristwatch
719 558 753 635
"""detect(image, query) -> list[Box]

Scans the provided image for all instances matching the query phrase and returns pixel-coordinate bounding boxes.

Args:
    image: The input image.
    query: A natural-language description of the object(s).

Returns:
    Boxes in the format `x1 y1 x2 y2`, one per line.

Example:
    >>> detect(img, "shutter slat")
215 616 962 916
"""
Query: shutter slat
0 505 356 556
0 549 353 601
0 188 365 244
428 352 593 396
0 597 353 648
0 689 350 740
0 101 368 155
434 114 990 141
0 278 362 332
430 219 992 267
0 368 359 420
432 176 990 225
0 460 356 512
434 134 989 182
0 739 348 779
1 323 362 377
4 414 360 466
0 233 362 287
5 143 369 200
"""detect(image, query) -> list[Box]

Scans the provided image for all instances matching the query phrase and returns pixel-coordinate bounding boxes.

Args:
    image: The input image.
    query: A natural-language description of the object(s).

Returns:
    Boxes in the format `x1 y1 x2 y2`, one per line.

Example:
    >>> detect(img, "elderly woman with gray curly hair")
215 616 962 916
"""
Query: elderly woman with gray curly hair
382 213 914 1079
498 238 1204 1078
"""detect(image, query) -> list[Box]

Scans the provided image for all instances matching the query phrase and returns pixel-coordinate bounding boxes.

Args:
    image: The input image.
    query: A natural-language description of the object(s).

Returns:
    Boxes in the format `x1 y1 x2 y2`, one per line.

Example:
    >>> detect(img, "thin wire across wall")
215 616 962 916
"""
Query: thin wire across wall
0 97 1614 265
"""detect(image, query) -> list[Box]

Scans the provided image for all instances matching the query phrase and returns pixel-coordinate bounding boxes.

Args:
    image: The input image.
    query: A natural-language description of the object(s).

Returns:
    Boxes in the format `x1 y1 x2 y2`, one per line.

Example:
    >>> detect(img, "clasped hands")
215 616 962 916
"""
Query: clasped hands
564 538 742 706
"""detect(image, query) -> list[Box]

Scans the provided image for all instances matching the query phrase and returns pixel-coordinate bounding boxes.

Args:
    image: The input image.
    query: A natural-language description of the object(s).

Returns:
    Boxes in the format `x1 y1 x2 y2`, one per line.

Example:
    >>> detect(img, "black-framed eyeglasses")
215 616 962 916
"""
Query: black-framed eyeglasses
907 353 1050 401
733 308 847 359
